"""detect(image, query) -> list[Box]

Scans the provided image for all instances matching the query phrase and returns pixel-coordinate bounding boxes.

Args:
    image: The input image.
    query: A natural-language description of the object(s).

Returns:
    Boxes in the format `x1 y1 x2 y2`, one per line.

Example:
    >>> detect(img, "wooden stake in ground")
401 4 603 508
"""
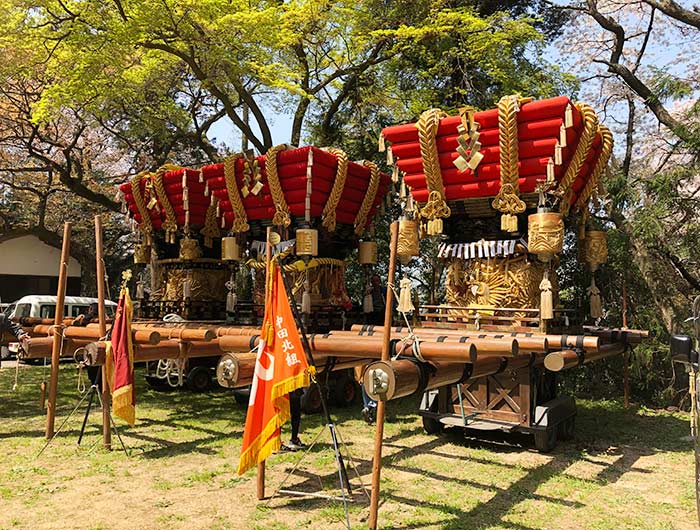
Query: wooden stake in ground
257 226 273 501
45 222 71 440
368 221 399 530
95 215 112 450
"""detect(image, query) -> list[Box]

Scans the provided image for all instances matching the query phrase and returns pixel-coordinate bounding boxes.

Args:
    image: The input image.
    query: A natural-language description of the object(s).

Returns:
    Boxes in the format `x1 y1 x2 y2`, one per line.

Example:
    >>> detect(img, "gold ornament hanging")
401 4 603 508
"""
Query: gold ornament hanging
583 230 608 271
358 241 378 265
397 219 420 265
296 228 319 257
221 237 242 261
528 212 564 262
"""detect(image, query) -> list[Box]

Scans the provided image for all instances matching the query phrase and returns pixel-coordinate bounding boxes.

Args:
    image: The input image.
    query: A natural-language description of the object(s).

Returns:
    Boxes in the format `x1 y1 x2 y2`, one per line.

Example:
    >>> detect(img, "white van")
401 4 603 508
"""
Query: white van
6 295 117 320
2 296 117 360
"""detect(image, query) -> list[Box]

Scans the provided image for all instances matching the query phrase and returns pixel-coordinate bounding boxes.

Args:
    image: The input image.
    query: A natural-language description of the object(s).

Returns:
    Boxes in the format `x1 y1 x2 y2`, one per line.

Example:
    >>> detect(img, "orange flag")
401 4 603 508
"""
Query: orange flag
237 263 314 475
106 287 136 426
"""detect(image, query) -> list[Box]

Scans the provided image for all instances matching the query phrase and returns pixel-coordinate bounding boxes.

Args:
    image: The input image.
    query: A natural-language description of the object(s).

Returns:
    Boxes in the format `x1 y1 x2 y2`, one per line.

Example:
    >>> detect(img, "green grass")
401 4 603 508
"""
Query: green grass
0 362 695 530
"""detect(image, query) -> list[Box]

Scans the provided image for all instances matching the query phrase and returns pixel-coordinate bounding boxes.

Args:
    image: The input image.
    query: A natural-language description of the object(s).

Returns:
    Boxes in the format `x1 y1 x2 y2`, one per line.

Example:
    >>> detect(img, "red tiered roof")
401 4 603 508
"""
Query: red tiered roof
381 96 607 210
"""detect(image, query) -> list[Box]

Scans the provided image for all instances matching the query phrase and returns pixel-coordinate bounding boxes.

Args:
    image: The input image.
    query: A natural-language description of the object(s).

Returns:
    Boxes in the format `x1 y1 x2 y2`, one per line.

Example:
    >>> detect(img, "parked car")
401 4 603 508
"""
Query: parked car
1 295 117 360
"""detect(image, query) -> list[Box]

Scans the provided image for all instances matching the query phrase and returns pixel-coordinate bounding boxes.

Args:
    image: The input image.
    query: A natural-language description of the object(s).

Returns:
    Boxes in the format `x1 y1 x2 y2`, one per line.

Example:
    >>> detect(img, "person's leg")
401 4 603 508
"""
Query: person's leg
289 389 304 446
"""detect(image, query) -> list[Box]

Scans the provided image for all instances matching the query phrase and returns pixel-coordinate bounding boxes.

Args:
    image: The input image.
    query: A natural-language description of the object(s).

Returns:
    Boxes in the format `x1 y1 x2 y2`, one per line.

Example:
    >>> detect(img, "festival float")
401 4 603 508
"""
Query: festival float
12 95 647 453
359 94 647 451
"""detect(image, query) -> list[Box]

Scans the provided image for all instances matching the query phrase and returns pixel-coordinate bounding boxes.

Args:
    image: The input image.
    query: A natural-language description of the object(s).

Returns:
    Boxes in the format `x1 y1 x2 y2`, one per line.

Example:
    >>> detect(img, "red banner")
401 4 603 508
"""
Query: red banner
106 288 135 426
237 264 313 475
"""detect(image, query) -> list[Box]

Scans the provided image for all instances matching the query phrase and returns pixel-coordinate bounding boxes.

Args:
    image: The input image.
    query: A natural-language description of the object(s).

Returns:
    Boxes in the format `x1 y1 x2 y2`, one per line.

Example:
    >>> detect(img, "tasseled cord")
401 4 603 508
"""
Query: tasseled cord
136 281 145 300
588 276 603 319
301 269 312 314
226 290 238 313
539 269 553 320
397 275 415 314
363 284 374 313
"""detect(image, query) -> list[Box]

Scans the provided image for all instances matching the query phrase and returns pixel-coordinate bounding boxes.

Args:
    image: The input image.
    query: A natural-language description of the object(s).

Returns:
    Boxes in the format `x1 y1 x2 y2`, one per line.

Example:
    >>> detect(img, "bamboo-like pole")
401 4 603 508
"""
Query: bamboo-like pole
369 220 398 530
95 215 112 450
45 222 71 440
543 343 627 372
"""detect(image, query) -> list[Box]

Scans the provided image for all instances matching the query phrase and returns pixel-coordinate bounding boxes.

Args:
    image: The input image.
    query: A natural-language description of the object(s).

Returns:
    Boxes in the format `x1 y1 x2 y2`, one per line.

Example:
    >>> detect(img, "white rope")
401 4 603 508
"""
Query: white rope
387 282 425 362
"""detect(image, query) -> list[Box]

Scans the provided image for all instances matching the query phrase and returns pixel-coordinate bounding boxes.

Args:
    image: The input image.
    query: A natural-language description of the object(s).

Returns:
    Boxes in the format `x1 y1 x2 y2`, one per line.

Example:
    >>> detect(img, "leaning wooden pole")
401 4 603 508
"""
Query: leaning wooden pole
95 215 112 450
257 226 273 501
45 222 71 440
622 274 630 409
368 221 399 530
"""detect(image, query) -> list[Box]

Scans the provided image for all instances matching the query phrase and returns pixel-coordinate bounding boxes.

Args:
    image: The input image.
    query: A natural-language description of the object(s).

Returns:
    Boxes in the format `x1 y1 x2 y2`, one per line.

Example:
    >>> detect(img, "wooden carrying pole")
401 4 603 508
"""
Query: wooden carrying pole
45 222 71 440
95 215 112 450
369 220 399 530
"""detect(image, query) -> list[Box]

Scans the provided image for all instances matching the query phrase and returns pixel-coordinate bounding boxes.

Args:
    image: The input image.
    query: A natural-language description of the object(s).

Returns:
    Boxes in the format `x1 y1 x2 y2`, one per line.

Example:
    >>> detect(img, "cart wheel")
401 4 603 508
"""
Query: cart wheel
422 416 444 435
557 417 576 441
331 373 358 408
534 427 557 453
186 366 212 392
301 385 323 414
233 391 249 406
422 396 444 435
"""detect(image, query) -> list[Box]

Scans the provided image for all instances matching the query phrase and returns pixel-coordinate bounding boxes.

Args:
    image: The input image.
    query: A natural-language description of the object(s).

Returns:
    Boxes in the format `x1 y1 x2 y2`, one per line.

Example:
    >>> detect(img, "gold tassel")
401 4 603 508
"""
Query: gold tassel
136 281 145 300
227 290 237 313
363 286 373 313
397 276 415 313
302 270 311 314
565 104 573 128
392 165 399 183
378 133 386 152
588 276 603 319
386 147 394 165
539 270 553 320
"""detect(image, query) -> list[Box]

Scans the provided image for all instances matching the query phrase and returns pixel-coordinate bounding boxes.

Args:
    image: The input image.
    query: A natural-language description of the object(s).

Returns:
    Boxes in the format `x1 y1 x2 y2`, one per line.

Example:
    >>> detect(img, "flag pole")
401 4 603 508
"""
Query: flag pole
256 226 273 500
368 220 399 530
276 256 353 495
95 215 112 450
46 222 71 439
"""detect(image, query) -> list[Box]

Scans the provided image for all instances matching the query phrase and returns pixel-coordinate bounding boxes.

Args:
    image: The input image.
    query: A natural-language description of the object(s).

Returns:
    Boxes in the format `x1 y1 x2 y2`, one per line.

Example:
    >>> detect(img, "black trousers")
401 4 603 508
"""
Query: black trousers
289 388 303 440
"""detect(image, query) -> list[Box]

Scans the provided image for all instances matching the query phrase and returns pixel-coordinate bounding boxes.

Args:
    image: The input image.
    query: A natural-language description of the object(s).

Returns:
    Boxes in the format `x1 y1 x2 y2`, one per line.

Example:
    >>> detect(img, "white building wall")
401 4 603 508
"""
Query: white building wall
0 235 81 277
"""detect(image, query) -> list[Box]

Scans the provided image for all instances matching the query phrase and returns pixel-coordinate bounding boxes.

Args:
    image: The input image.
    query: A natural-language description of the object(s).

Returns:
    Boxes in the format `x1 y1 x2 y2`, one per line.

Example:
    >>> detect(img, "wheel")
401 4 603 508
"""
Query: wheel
331 372 358 408
557 416 576 441
422 415 444 435
421 393 444 435
233 388 250 405
301 385 323 414
186 366 212 392
534 427 558 453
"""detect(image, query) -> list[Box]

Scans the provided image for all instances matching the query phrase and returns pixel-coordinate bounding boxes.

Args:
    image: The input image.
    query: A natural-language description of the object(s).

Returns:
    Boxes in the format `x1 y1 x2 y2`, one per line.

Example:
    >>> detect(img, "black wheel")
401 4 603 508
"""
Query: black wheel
534 427 558 453
422 393 444 435
301 385 323 414
186 366 212 392
331 372 358 408
422 415 444 435
557 416 576 441
233 389 250 405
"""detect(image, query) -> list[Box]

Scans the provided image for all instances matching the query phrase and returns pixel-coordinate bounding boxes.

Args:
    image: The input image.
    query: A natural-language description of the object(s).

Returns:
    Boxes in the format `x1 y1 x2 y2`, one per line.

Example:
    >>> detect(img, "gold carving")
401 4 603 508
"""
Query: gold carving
179 237 203 260
445 255 552 316
134 243 151 264
162 265 228 302
221 237 242 261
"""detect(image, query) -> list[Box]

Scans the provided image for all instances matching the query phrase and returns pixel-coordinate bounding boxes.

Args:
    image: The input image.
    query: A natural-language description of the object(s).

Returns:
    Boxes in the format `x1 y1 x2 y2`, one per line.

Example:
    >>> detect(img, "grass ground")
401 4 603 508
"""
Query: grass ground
0 361 695 530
